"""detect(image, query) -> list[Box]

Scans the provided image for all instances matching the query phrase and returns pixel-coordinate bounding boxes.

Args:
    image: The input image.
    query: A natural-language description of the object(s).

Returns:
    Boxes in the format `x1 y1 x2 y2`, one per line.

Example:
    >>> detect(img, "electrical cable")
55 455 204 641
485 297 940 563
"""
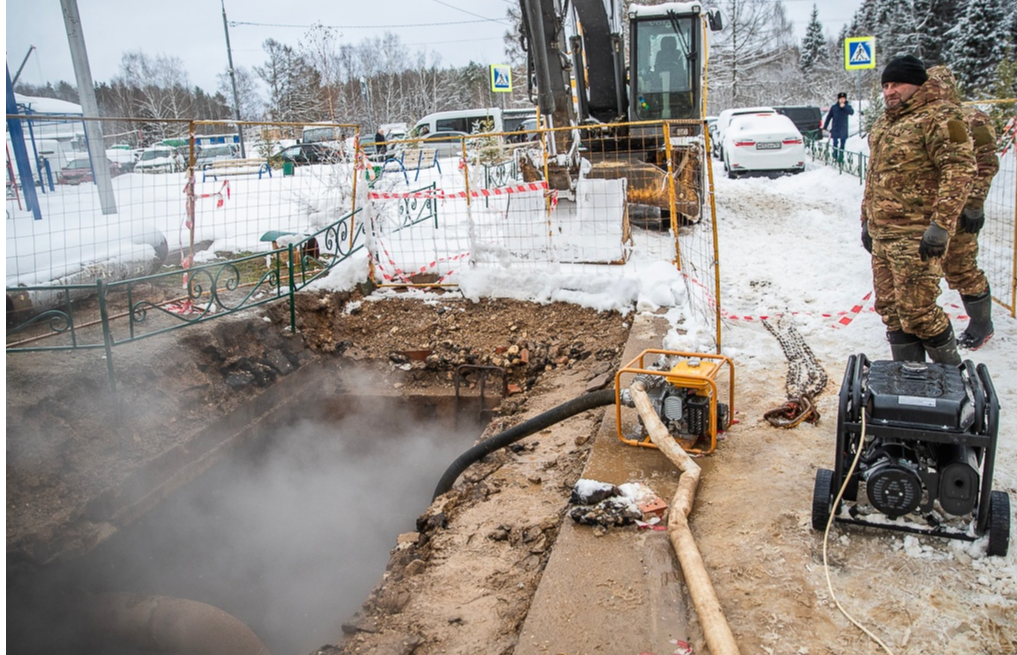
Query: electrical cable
821 410 897 655
230 18 508 29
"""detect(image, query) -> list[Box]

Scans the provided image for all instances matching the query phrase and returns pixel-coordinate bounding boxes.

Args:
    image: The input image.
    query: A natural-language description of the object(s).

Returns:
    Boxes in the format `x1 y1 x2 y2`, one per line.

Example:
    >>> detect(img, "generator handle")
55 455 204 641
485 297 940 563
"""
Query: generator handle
851 353 869 423
962 360 985 433
974 362 1000 535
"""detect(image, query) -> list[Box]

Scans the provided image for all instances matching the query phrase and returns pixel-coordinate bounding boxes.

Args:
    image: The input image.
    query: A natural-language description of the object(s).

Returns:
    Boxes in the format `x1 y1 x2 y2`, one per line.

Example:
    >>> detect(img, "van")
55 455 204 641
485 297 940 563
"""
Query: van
7 137 76 183
411 108 505 138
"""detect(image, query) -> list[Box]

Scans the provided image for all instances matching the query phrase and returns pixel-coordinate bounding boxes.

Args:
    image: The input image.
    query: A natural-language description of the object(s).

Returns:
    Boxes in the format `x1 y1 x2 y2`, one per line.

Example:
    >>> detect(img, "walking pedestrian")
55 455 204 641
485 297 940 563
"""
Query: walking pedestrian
374 129 387 157
860 54 977 364
823 92 854 162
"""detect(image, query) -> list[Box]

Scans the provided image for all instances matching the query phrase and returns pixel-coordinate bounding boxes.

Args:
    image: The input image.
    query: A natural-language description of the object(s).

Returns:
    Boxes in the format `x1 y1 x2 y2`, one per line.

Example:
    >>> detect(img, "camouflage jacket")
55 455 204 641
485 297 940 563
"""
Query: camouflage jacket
862 75 976 238
926 66 1000 208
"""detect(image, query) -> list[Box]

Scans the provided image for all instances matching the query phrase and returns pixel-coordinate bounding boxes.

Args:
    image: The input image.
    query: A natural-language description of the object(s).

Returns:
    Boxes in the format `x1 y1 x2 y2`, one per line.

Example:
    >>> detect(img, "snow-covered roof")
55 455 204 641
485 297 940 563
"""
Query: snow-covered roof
14 93 83 116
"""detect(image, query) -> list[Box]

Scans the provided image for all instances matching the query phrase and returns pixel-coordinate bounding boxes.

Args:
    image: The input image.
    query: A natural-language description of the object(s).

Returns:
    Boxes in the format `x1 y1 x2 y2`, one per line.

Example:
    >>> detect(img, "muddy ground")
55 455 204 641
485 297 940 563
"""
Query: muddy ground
7 291 1016 655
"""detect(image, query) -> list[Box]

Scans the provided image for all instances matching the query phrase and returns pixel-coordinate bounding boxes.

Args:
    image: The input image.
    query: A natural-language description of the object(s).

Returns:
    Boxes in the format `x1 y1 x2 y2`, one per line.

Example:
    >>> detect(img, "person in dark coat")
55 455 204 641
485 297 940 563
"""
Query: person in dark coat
823 92 854 162
374 129 387 157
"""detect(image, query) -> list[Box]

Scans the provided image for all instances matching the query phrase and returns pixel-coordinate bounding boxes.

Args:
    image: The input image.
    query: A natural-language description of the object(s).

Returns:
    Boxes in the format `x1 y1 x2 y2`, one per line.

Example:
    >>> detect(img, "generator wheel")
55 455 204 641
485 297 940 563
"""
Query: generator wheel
987 491 1011 557
812 468 834 531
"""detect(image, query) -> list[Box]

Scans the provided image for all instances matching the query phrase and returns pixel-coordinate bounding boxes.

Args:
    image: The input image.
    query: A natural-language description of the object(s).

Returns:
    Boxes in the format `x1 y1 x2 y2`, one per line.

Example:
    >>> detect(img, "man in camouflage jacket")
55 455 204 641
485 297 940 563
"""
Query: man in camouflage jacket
925 65 999 350
860 55 976 364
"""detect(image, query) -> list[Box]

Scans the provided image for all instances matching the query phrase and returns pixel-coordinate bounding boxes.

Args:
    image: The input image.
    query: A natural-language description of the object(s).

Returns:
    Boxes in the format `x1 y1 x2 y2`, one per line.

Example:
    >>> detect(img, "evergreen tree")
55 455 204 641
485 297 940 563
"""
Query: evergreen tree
946 0 1010 95
799 5 826 73
914 0 958 64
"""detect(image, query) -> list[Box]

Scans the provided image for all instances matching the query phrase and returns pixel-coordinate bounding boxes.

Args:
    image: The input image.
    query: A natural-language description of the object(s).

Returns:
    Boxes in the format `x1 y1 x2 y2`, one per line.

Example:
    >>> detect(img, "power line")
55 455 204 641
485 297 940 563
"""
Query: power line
230 17 510 29
430 0 504 22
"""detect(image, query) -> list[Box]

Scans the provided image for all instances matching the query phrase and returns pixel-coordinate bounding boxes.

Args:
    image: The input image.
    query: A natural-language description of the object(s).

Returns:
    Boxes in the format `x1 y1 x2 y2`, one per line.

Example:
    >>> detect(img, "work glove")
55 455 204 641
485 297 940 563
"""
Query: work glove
960 206 985 234
861 222 872 253
919 223 950 261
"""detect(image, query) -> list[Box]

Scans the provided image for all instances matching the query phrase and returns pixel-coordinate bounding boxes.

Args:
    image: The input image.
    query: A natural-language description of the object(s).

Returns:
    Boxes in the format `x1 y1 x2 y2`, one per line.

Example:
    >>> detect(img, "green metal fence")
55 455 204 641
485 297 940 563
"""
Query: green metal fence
805 138 869 183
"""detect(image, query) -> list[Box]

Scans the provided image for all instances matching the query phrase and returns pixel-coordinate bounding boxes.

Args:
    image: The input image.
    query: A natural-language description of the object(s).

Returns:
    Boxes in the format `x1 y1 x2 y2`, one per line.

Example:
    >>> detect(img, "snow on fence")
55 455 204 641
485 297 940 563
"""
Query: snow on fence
363 121 721 341
7 117 723 356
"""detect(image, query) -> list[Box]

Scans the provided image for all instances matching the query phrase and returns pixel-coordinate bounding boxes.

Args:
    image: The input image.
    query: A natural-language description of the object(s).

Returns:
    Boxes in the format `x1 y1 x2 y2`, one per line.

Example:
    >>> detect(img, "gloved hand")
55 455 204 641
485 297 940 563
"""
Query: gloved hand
861 222 872 253
919 223 950 261
960 206 985 233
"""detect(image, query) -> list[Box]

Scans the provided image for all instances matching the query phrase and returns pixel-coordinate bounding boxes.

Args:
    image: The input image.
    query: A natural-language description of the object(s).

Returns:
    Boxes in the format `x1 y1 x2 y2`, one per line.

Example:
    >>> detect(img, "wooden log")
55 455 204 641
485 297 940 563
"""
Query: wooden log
630 380 741 655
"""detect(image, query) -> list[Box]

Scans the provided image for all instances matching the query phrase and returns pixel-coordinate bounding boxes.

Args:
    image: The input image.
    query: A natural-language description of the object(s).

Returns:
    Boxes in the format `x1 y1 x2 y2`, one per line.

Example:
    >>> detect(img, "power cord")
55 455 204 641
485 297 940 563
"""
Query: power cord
822 410 897 655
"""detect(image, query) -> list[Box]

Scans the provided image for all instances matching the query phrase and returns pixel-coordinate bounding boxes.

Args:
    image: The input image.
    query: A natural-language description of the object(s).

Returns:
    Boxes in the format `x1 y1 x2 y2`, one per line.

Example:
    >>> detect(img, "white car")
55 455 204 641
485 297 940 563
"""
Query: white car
196 143 239 169
134 146 185 174
722 113 805 178
714 106 776 159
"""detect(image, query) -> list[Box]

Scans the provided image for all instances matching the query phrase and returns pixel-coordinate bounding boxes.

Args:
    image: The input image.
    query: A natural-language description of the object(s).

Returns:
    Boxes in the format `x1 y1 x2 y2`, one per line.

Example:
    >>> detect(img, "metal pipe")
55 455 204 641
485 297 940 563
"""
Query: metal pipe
84 592 272 655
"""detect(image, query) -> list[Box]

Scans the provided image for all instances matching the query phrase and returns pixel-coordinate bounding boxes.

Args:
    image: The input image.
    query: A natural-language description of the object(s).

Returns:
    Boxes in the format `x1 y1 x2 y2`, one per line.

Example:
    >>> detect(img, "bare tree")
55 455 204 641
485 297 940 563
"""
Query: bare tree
217 65 262 121
255 39 324 124
708 0 796 110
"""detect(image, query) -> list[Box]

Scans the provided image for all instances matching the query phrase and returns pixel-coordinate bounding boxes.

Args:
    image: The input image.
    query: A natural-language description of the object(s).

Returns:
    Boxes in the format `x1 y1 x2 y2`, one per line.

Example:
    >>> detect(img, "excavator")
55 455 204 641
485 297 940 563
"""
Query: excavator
518 0 723 222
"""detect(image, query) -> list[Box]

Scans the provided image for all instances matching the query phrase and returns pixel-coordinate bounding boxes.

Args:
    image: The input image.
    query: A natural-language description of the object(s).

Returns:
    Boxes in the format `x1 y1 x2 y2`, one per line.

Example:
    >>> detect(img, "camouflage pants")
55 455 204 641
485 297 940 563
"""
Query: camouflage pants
943 229 989 297
871 237 950 339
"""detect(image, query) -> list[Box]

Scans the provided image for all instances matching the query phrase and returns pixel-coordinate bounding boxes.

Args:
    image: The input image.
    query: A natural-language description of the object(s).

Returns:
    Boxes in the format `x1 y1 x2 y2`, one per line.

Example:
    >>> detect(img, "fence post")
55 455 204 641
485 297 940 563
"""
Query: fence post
288 244 297 333
97 279 121 426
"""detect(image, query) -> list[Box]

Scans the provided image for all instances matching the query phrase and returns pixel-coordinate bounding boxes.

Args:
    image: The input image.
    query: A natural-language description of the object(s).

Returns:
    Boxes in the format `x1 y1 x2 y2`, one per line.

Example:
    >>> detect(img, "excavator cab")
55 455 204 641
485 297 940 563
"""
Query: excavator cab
630 8 700 121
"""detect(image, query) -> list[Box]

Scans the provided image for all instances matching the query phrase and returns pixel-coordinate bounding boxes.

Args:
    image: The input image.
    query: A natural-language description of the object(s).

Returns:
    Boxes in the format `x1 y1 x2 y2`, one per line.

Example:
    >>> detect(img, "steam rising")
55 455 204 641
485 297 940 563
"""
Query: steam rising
18 390 480 655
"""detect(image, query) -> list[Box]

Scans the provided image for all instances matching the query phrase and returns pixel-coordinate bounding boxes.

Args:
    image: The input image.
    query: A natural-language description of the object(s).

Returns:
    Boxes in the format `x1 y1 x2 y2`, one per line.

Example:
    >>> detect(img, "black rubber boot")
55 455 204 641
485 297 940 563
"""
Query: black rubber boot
958 290 994 350
922 325 962 366
886 329 926 362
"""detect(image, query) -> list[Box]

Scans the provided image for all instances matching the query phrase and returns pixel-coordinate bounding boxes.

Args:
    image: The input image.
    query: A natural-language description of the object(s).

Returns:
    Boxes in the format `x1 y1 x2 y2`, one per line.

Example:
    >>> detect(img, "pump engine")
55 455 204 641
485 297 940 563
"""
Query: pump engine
617 350 733 455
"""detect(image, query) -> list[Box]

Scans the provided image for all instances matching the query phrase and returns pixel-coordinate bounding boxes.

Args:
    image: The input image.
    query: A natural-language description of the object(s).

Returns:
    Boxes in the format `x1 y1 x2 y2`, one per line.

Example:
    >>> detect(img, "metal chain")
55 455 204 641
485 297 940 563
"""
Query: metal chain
761 314 828 400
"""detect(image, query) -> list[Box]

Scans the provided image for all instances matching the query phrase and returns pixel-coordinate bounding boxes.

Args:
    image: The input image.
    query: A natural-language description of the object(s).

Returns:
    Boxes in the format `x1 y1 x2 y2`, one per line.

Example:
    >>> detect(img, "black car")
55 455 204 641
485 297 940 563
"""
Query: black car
773 106 823 143
275 143 341 166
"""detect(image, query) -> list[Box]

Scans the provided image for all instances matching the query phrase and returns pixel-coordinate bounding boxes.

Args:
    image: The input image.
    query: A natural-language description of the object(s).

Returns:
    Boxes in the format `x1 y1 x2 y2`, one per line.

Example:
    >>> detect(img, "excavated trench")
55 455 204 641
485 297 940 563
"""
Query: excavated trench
7 292 632 655
8 365 497 655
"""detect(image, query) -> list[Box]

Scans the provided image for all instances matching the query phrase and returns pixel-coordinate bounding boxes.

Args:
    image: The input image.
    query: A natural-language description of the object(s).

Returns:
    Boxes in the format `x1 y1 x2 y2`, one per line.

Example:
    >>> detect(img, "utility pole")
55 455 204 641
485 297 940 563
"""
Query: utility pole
360 77 374 131
60 0 116 215
221 0 247 157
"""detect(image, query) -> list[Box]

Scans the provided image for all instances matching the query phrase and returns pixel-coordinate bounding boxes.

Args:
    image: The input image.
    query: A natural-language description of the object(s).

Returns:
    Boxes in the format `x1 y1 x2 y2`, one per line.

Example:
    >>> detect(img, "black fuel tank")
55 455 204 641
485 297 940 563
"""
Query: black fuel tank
865 361 970 429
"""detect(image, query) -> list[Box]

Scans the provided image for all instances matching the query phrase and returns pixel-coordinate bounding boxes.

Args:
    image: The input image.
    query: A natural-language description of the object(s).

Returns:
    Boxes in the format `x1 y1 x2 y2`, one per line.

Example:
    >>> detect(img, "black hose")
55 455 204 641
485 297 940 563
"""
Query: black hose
432 388 617 500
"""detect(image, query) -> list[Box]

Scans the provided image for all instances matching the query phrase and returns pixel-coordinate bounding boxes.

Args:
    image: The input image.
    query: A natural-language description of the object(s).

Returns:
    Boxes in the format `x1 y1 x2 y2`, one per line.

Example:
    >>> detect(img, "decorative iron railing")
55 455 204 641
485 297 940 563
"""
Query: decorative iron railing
806 139 868 184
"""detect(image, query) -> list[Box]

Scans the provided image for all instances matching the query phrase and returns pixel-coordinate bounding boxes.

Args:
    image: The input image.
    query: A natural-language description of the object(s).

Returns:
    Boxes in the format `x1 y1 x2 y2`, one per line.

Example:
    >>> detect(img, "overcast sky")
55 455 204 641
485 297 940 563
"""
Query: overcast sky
8 0 863 93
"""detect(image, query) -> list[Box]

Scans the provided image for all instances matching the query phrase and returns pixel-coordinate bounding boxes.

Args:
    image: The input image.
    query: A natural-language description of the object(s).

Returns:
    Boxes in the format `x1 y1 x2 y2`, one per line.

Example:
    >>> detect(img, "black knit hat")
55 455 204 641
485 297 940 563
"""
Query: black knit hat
837 92 847 99
881 55 928 86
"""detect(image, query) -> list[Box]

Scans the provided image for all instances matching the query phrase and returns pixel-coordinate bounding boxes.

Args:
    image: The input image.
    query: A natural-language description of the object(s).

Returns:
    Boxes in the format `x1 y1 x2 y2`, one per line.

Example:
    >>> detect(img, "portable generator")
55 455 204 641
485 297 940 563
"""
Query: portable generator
615 349 734 455
812 354 1011 557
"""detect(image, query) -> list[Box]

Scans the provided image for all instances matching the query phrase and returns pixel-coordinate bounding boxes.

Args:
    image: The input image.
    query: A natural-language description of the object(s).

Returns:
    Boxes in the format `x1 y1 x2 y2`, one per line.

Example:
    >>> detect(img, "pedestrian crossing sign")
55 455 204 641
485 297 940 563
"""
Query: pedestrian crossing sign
490 64 513 93
844 37 876 70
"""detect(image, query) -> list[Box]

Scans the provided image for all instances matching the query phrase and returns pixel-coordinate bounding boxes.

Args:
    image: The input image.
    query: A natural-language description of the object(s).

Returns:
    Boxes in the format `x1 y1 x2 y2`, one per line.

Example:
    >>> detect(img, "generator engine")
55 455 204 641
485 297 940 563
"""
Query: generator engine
812 354 1011 557
616 350 734 455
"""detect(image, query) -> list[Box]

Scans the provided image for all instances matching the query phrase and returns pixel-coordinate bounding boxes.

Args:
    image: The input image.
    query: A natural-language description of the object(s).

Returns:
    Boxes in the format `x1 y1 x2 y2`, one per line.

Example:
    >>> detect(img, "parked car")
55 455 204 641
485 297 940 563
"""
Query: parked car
196 143 240 169
773 106 823 143
714 106 776 159
134 146 185 174
275 143 341 166
56 157 124 185
721 113 805 178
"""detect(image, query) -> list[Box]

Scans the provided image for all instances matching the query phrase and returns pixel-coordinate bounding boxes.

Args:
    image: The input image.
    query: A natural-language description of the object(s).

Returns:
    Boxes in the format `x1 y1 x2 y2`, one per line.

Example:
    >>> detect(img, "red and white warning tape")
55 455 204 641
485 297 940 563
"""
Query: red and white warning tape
373 241 470 284
195 179 231 207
